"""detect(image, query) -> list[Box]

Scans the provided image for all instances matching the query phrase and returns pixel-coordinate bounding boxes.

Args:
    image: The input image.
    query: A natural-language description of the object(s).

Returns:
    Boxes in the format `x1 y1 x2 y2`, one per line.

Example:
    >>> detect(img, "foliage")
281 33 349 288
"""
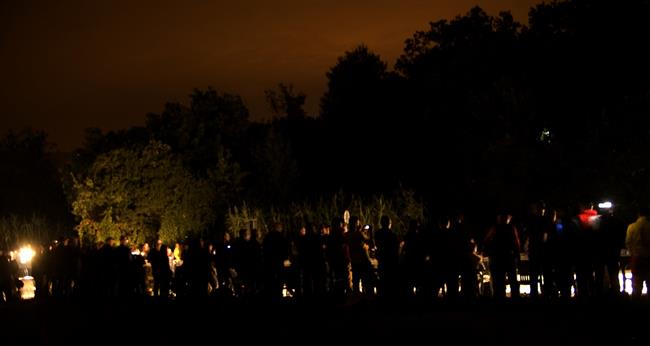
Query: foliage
10 1 650 246
146 87 249 175
71 141 216 245
250 127 299 204
226 189 425 238
0 129 71 225
265 83 307 120
0 214 64 250
208 145 246 208
320 44 390 126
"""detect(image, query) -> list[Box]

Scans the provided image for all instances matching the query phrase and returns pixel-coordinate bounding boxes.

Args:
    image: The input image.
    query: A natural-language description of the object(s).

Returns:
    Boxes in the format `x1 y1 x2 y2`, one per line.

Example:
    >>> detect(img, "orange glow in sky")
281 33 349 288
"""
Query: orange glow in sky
1 0 537 150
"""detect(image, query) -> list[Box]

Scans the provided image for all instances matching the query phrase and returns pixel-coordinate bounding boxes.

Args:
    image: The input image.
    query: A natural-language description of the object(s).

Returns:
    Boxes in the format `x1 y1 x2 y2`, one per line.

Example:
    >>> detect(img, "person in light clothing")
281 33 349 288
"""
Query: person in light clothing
626 207 650 298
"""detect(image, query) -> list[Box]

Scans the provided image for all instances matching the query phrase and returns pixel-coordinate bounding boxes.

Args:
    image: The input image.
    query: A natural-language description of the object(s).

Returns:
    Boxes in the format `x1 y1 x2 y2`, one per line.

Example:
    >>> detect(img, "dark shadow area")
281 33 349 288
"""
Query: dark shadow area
1 298 649 345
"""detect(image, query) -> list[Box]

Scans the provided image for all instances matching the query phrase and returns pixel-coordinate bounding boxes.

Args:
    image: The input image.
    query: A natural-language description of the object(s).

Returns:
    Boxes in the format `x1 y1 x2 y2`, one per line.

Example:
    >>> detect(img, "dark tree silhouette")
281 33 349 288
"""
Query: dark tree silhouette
265 83 307 120
321 45 388 125
146 87 249 175
49 0 650 238
0 129 72 245
319 45 408 193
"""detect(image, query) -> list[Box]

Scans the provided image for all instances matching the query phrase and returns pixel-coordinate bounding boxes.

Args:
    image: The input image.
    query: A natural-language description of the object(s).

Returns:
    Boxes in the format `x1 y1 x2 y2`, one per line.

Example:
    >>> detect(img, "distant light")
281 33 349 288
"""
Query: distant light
579 209 599 226
598 201 613 209
539 128 552 144
620 270 647 295
282 284 293 298
18 246 35 264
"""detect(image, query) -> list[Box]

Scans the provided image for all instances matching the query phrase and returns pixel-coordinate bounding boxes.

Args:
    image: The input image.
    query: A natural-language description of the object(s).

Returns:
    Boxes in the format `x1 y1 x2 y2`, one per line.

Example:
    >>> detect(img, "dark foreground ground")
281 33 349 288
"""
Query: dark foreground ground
1 297 649 345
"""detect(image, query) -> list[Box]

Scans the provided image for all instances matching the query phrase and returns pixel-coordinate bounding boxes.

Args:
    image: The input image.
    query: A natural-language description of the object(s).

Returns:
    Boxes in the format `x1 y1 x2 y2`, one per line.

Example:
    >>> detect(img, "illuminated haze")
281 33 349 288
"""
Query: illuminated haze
1 0 536 150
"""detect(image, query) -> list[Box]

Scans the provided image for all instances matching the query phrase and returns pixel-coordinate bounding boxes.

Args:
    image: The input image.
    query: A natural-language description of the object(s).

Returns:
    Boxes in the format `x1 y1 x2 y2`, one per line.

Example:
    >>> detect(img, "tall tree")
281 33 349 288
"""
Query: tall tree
320 45 388 125
250 128 299 204
319 45 408 193
146 87 250 175
395 7 528 204
265 83 307 120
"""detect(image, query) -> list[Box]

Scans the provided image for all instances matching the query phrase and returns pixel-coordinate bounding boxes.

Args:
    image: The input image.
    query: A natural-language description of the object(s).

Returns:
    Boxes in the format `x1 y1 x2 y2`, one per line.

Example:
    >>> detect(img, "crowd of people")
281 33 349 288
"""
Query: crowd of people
2 204 650 304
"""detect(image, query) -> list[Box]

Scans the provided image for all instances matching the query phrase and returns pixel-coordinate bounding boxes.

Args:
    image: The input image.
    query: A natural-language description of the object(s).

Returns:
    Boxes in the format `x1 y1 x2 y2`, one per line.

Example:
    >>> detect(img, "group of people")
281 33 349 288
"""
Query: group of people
2 204 650 304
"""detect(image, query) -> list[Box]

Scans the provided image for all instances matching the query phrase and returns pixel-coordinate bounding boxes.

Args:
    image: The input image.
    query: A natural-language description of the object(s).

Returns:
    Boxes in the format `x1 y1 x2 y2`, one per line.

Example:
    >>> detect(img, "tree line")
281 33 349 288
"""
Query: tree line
2 0 650 246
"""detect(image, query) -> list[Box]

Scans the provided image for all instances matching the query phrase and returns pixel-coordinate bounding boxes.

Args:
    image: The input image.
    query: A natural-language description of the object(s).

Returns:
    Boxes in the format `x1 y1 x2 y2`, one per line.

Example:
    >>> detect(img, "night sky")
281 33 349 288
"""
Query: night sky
1 0 536 151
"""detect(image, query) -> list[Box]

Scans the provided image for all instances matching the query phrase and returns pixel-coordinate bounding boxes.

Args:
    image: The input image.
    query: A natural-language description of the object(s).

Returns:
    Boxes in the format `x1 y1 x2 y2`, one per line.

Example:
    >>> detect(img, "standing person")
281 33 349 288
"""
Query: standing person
440 215 464 299
318 223 332 295
375 215 400 299
150 239 171 299
31 244 49 301
116 236 133 298
575 206 598 298
626 207 650 299
453 212 479 299
484 212 521 299
263 223 289 299
597 205 626 296
131 244 147 297
400 219 420 297
346 217 373 296
214 234 234 296
326 217 350 300
525 204 553 298
554 208 579 299
0 249 18 303
98 237 118 298
234 229 262 298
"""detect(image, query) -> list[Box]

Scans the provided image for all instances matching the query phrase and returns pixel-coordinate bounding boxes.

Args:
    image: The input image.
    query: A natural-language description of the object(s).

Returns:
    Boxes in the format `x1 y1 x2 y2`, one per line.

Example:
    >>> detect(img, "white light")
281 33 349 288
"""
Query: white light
589 215 601 224
598 201 613 209
620 270 648 295
19 276 36 300
505 284 531 296
18 246 35 264
282 284 293 298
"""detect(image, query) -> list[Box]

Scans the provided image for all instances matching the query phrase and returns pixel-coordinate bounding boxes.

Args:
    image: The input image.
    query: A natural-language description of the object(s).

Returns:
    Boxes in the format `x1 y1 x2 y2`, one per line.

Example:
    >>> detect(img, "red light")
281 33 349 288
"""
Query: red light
579 209 599 229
